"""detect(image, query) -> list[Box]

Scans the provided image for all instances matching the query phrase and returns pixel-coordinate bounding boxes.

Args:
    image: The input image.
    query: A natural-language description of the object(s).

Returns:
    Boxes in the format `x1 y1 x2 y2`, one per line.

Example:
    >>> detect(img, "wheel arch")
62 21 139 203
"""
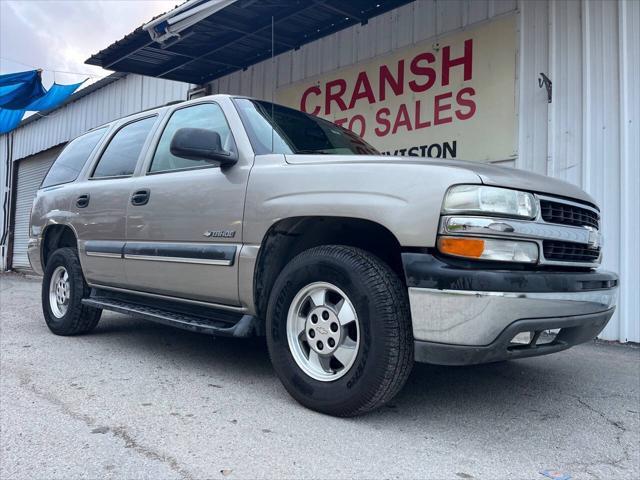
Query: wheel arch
252 216 405 322
41 223 79 269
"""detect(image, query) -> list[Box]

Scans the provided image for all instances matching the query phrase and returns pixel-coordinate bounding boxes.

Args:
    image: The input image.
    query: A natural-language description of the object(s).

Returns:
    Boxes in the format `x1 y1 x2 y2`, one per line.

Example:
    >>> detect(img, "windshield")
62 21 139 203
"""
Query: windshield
234 98 379 156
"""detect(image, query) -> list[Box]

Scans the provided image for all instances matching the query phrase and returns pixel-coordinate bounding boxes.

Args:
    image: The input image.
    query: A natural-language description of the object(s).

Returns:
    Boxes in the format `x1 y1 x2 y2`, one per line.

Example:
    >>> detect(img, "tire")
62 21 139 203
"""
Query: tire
266 245 413 417
41 247 101 335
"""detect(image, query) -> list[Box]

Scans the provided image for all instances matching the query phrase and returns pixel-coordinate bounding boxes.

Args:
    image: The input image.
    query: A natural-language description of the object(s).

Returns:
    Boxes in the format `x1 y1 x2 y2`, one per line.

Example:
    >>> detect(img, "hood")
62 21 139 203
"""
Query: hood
285 155 597 207
430 159 597 206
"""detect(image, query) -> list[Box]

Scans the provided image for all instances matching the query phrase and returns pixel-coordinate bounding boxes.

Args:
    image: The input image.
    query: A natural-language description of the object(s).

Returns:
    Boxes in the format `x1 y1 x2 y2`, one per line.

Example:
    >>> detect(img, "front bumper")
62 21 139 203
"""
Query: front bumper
403 253 618 365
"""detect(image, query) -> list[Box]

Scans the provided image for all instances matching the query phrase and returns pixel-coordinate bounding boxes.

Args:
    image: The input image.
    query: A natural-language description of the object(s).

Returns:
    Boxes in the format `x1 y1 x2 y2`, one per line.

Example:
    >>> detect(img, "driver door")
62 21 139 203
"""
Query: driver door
123 102 250 305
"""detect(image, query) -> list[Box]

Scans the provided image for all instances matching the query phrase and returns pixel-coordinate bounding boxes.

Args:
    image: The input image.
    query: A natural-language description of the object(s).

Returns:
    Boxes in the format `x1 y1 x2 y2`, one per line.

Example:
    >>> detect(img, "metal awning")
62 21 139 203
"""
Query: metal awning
85 0 414 85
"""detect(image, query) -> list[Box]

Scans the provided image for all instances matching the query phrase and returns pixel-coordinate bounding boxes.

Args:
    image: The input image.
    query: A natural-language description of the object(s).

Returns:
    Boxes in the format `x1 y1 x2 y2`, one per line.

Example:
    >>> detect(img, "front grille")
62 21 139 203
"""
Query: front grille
543 240 600 263
540 200 600 229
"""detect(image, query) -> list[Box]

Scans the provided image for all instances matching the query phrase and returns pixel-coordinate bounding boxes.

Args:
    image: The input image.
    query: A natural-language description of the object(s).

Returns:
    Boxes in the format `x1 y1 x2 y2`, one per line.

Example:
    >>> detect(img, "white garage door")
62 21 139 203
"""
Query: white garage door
11 146 64 270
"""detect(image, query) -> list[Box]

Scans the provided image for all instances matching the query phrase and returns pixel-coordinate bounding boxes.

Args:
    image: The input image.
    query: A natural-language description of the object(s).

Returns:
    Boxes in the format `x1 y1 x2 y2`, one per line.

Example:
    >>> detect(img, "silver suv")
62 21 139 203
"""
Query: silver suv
29 95 618 416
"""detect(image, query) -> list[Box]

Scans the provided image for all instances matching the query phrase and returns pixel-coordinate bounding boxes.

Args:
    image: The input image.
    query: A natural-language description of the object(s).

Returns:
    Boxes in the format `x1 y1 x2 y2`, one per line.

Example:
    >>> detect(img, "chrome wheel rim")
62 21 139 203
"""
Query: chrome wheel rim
49 266 70 318
286 282 360 382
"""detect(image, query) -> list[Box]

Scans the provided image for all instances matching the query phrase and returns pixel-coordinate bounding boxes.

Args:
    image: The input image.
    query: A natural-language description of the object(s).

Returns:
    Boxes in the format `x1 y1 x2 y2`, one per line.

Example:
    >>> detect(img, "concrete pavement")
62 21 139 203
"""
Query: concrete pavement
1 273 638 479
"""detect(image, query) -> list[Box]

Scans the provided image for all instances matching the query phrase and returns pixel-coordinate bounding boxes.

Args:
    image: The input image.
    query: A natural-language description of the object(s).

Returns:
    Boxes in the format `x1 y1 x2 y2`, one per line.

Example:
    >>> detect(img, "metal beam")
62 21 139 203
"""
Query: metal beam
103 37 155 70
155 1 324 79
151 43 245 69
317 2 364 22
212 21 297 49
93 0 414 83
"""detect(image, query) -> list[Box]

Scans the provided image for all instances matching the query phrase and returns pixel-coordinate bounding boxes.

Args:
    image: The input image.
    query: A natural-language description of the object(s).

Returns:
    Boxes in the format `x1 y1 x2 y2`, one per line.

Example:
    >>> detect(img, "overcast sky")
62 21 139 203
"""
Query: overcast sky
1 0 179 89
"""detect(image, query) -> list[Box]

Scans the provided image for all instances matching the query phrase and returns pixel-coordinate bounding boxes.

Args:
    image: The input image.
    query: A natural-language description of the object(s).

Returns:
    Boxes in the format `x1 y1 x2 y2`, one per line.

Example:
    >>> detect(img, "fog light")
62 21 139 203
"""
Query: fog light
438 236 539 263
511 332 534 345
536 329 560 345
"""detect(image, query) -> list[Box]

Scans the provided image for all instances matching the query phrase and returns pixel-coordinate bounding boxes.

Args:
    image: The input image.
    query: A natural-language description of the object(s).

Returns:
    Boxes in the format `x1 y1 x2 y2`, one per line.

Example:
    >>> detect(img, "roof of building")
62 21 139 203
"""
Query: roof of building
85 0 414 85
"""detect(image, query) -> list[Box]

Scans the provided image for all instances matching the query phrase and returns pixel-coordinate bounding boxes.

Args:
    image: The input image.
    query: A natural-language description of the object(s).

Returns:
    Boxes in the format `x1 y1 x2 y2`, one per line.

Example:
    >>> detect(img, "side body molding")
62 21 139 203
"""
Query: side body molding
85 240 125 258
84 241 238 266
123 242 236 266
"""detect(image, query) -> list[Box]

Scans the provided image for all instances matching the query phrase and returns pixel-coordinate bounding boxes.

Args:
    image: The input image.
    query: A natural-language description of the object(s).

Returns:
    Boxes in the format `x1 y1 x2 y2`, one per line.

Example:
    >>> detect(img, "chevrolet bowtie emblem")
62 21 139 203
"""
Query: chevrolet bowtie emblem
584 226 600 248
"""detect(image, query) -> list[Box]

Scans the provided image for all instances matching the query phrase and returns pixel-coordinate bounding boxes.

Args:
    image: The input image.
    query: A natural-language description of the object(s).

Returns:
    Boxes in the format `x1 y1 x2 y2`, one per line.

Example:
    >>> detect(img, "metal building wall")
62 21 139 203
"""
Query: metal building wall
208 0 637 342
618 0 640 343
0 73 191 270
4 74 190 162
0 0 635 341
11 147 64 269
518 0 639 342
0 137 8 270
208 0 518 97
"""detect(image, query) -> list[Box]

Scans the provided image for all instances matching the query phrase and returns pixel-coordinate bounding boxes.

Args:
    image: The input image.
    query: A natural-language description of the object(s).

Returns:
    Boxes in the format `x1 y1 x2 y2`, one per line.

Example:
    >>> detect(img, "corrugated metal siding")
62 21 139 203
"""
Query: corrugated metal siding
0 0 635 341
0 136 8 270
516 0 549 176
211 0 637 342
618 0 640 343
4 75 190 162
11 147 63 269
580 0 622 342
0 74 190 271
209 0 518 96
518 0 639 342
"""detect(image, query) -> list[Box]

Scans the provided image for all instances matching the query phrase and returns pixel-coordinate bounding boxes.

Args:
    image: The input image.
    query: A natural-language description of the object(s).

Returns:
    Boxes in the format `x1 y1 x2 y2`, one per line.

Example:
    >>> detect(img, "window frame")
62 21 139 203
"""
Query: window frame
145 101 237 176
89 114 159 181
40 126 109 189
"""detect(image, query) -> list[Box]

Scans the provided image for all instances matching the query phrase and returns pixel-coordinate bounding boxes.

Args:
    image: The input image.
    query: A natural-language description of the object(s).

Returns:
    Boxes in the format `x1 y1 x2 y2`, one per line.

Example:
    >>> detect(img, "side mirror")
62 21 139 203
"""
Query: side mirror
170 128 237 167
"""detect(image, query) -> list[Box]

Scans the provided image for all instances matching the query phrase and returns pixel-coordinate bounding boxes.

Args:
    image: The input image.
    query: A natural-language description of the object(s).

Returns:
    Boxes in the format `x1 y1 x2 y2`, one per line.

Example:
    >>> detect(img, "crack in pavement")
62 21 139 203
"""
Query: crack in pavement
569 394 634 475
572 395 627 432
490 369 637 476
8 366 195 480
99 425 194 480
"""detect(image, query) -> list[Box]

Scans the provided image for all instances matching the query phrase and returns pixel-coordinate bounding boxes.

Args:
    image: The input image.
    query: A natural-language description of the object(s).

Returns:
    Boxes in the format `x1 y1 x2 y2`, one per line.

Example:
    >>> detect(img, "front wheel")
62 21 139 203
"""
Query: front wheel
266 245 413 416
42 247 101 335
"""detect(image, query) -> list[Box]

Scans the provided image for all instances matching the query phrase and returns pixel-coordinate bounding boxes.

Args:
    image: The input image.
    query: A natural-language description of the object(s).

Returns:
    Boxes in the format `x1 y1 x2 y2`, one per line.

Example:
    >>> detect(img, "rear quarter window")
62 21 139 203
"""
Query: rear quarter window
41 127 107 188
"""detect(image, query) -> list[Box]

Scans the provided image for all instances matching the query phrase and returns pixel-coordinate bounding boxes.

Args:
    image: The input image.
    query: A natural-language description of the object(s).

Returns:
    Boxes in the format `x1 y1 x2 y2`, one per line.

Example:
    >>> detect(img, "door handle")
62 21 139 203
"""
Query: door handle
131 189 150 206
76 194 90 208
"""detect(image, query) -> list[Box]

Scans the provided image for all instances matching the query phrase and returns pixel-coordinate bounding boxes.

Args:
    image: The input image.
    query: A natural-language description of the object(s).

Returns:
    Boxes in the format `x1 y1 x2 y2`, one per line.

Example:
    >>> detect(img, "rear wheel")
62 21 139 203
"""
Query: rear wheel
266 245 413 416
42 247 101 335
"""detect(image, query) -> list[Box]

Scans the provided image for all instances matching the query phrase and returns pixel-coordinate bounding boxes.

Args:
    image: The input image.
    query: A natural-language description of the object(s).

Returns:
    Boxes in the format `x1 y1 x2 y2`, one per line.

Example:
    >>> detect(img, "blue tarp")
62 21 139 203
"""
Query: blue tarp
25 82 84 111
0 70 46 110
0 70 84 134
0 109 25 135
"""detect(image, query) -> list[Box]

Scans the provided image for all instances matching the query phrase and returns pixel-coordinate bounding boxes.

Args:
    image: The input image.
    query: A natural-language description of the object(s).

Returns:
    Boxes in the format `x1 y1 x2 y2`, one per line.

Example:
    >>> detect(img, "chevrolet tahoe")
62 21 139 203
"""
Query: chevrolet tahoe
28 95 618 416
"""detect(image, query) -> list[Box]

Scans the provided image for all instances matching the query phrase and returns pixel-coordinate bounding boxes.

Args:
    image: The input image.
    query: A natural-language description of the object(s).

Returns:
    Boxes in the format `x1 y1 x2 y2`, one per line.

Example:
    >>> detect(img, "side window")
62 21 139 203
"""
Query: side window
149 103 235 173
41 128 107 187
92 116 156 178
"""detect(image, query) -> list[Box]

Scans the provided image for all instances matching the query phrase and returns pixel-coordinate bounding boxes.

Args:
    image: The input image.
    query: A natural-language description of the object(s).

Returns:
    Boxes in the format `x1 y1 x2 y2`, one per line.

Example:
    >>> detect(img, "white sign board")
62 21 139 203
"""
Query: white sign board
276 15 517 161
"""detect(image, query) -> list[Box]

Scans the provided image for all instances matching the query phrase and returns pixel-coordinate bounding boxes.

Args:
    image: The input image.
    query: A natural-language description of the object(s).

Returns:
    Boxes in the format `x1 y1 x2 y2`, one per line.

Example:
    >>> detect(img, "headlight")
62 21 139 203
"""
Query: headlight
438 236 539 263
443 185 538 219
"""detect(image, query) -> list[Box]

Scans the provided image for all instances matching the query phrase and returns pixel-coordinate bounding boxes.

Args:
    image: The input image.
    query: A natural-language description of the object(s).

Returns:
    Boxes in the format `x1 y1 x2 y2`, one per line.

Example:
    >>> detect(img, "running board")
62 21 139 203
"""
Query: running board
82 296 259 338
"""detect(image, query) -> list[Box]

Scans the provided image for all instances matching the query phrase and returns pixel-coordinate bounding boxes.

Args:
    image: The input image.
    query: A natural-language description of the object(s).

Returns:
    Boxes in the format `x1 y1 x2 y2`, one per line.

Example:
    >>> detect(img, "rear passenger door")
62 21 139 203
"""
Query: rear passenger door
71 115 158 288
123 102 251 305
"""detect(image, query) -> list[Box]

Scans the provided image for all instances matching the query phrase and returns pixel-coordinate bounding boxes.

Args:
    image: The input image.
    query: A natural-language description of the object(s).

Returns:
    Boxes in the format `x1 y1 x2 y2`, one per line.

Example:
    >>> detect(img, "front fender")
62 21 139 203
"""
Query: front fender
242 154 481 247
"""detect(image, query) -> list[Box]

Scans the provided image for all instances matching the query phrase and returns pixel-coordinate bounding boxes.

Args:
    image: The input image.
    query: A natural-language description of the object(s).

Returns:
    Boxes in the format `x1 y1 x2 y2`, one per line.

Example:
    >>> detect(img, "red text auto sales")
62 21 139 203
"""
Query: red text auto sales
277 15 517 161
297 39 475 142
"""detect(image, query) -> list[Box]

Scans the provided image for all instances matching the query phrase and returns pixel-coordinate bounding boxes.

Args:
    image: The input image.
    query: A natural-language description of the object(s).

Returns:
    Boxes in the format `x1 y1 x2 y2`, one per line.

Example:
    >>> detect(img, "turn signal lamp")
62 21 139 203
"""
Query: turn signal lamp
438 236 538 263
